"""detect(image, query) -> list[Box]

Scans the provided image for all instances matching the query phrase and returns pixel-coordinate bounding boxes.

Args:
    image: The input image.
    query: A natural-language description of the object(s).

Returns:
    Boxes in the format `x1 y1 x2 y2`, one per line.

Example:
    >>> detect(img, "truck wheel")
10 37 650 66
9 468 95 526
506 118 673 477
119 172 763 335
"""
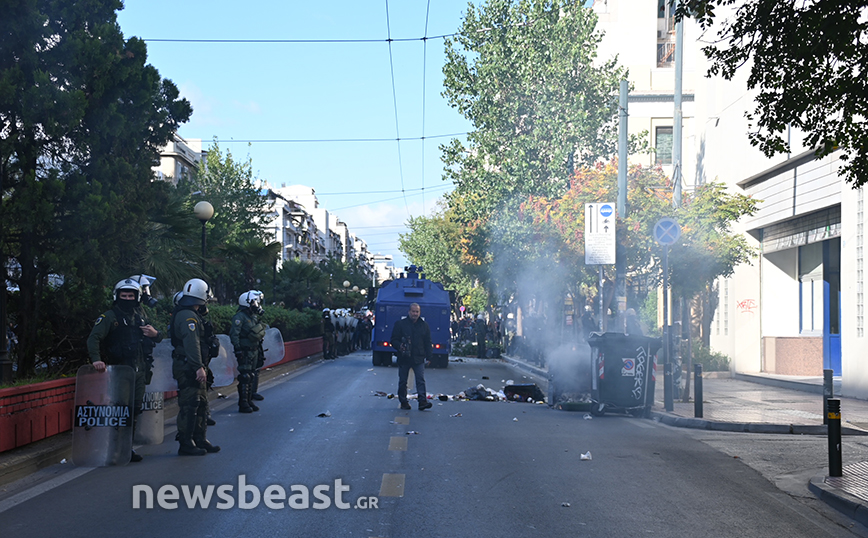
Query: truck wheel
373 351 391 367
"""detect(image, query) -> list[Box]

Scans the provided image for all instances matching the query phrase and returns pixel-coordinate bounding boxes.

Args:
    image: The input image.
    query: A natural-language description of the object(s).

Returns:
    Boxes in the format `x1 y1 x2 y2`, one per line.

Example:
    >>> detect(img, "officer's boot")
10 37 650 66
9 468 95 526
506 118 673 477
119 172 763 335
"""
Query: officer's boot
251 370 264 403
237 374 253 414
193 404 220 453
177 407 207 456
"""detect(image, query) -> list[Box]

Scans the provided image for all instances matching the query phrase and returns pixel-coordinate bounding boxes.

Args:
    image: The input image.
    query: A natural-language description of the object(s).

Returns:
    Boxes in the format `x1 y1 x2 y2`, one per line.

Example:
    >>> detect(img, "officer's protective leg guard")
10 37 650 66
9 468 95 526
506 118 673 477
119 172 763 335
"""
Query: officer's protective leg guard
251 370 264 401
237 374 253 413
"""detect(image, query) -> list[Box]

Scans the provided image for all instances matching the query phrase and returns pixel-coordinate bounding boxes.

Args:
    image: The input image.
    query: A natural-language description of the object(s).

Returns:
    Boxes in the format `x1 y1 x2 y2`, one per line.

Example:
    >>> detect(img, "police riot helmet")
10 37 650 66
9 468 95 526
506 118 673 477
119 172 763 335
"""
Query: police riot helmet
179 278 212 306
173 291 184 306
239 290 264 315
113 278 142 303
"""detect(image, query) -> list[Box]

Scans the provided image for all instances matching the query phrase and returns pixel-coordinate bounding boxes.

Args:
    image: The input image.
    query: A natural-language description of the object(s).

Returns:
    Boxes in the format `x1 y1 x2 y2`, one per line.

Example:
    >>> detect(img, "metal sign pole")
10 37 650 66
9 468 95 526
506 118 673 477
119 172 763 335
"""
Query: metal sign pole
663 245 673 411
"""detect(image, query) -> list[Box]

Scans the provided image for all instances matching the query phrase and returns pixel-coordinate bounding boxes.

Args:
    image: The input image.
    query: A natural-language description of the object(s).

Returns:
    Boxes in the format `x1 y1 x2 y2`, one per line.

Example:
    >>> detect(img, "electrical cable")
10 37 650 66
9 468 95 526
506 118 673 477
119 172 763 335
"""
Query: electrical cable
384 0 411 219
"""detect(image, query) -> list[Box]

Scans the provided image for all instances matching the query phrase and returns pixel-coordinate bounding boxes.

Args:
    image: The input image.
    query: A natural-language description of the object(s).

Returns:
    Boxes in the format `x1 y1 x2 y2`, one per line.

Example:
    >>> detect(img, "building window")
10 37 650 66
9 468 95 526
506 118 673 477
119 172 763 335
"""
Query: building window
799 242 824 334
655 127 673 165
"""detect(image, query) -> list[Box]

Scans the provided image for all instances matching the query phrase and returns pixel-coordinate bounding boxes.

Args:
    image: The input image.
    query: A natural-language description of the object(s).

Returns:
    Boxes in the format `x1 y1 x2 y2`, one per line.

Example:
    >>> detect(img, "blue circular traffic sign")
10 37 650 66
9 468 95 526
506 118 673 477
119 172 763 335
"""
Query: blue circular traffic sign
653 218 681 245
600 204 614 217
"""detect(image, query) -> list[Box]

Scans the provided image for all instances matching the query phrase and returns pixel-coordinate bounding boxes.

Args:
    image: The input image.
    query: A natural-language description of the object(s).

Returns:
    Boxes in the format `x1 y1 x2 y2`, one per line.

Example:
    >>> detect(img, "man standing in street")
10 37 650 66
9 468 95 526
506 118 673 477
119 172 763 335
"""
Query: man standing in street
390 303 433 411
87 278 162 463
170 278 220 456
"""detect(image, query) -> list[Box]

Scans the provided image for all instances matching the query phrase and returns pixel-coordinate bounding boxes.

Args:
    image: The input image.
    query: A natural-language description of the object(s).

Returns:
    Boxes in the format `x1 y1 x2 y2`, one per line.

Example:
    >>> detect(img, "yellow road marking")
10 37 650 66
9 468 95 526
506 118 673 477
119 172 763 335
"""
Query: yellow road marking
379 473 405 497
389 436 408 451
393 416 409 424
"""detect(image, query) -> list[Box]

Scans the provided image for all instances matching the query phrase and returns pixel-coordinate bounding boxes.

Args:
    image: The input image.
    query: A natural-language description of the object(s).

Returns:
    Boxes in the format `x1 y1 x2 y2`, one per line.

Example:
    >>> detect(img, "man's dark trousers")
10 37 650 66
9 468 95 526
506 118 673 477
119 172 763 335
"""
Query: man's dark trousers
398 360 427 404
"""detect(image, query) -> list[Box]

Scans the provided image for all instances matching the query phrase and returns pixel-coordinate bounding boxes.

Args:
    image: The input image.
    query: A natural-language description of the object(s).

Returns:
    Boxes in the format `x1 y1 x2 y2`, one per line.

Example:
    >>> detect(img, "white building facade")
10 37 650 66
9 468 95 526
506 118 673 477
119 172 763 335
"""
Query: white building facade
594 1 861 394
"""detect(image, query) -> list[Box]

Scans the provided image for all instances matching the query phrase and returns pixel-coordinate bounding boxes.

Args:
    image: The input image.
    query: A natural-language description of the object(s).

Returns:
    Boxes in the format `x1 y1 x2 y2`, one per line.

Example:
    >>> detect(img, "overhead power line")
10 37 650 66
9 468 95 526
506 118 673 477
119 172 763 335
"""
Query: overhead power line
142 34 458 44
200 132 466 144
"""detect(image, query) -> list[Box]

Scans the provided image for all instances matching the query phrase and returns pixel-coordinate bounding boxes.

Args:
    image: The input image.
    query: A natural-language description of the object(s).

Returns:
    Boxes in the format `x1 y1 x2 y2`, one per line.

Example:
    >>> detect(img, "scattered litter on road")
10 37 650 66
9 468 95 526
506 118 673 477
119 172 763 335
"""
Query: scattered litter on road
373 391 388 397
450 413 463 418
406 430 420 435
60 458 67 464
217 393 227 399
583 414 593 420
482 376 489 379
317 411 331 417
289 428 294 432
513 417 518 422
438 394 449 401
367 368 374 372
581 451 592 461
562 502 571 507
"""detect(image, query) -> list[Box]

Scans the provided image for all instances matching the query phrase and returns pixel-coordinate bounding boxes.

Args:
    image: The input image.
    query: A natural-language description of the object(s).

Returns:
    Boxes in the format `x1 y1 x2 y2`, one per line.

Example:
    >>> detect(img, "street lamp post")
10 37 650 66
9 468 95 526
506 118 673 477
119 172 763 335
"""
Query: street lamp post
193 201 214 274
343 280 350 307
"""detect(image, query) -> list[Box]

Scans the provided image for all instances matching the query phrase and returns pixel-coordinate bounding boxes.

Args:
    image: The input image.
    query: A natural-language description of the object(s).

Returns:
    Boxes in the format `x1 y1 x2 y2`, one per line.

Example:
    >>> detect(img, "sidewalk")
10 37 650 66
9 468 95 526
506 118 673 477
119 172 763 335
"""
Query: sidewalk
0 354 322 489
500 352 868 528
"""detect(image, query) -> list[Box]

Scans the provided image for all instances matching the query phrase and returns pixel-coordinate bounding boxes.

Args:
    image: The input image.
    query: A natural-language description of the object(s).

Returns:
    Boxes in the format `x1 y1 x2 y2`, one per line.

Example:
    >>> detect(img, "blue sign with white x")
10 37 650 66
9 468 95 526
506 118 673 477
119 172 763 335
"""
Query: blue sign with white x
653 218 681 246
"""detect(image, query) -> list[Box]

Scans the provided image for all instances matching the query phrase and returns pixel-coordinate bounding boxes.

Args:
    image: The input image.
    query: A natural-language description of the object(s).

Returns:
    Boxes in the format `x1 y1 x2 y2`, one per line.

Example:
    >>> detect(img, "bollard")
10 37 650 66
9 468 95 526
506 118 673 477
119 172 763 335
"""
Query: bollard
828 398 843 478
694 363 703 418
664 362 673 412
823 369 833 425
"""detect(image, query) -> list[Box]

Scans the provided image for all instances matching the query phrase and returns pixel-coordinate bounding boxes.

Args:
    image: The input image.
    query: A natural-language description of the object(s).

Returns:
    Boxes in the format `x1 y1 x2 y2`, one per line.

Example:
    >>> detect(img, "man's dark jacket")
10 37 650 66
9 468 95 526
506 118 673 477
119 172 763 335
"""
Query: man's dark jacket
390 316 432 365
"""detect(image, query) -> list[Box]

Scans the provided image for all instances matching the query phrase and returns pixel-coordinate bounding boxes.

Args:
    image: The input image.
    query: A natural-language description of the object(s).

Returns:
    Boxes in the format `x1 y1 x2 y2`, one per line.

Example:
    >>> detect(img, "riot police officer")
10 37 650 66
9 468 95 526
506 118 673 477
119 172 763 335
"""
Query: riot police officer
87 278 162 463
170 279 220 456
231 290 267 413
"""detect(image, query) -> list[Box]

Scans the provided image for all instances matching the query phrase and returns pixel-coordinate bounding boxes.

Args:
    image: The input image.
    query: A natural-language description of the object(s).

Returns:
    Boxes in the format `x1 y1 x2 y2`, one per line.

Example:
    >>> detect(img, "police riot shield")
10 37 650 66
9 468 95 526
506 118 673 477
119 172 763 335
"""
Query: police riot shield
209 334 238 387
72 365 136 467
133 391 164 445
261 328 286 368
147 341 178 392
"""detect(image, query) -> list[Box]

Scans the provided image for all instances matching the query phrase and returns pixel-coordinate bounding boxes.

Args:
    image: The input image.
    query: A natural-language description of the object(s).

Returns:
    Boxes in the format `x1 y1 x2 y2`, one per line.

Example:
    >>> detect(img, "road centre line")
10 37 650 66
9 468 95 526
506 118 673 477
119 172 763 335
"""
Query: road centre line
389 437 408 451
379 473 405 497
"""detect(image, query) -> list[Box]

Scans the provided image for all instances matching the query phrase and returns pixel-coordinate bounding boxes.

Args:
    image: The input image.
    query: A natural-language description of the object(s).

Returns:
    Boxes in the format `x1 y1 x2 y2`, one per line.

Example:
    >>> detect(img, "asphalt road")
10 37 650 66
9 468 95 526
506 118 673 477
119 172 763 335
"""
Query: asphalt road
1 352 866 537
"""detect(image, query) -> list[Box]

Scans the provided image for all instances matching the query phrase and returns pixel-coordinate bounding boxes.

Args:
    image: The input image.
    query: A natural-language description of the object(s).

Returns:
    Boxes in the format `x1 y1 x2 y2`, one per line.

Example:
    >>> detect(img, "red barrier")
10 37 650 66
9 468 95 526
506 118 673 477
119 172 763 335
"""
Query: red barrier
270 337 323 368
0 378 76 453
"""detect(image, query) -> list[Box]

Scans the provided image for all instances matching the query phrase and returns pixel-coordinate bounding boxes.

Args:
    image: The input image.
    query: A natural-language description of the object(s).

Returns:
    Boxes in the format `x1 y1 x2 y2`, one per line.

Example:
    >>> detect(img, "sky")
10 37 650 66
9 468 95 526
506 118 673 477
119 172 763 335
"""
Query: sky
116 0 477 269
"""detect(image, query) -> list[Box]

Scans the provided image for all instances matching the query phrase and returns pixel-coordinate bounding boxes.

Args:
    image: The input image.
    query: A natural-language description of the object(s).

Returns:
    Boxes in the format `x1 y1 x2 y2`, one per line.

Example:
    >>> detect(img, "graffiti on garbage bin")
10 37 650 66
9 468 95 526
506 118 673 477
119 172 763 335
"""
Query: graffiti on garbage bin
631 347 648 400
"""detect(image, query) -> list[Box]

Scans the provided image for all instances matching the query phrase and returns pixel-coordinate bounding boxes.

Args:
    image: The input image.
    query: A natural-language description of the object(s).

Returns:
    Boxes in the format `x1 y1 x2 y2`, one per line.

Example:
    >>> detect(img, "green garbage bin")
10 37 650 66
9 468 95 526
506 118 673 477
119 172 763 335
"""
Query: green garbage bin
587 332 662 417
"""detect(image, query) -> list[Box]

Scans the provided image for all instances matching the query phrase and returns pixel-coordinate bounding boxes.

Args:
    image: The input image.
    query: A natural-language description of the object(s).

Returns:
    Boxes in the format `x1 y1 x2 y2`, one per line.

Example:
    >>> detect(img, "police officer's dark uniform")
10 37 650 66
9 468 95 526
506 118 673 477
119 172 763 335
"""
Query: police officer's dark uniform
390 303 433 411
170 279 220 456
87 278 162 463
230 291 267 413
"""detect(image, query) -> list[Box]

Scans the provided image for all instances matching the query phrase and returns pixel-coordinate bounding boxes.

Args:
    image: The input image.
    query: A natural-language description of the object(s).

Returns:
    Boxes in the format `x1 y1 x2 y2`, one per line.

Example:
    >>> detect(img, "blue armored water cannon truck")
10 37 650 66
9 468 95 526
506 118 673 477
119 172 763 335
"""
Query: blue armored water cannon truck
371 265 452 368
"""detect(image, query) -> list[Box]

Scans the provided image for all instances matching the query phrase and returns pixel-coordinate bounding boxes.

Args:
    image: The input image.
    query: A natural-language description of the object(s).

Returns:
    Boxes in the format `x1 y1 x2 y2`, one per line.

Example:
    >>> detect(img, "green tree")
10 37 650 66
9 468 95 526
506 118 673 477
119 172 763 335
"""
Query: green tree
398 206 479 307
0 0 191 375
442 0 627 217
673 0 868 187
439 0 637 316
187 141 271 302
274 259 328 310
522 162 758 330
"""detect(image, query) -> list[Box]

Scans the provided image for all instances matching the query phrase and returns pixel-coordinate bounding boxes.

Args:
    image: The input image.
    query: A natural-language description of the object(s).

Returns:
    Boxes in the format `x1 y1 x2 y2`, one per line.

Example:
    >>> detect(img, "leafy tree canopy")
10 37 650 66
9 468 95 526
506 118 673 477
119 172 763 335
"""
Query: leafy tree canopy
673 0 868 187
441 0 629 222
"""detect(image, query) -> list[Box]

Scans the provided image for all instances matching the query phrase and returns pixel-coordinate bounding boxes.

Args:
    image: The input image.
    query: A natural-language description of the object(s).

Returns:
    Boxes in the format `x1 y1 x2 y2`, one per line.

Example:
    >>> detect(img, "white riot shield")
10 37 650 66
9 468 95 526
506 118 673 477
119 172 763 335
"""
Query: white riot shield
209 334 238 387
133 391 164 445
261 328 285 368
147 341 178 392
72 365 136 467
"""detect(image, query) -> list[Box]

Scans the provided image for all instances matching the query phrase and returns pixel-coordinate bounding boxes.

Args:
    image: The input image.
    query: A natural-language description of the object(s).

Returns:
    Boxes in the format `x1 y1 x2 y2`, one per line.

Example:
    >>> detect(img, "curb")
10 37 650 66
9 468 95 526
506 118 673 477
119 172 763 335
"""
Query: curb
649 411 868 435
809 474 868 528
